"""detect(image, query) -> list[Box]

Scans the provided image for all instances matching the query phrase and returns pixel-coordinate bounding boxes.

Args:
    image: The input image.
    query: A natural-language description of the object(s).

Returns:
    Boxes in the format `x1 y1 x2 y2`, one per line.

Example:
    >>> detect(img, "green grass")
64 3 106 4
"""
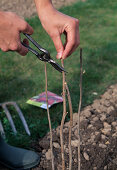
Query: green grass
0 0 117 147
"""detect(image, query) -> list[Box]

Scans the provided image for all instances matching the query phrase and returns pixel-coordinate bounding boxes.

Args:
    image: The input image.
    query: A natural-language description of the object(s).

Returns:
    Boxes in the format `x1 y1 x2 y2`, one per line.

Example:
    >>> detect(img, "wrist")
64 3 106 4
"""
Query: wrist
34 0 52 7
34 0 54 17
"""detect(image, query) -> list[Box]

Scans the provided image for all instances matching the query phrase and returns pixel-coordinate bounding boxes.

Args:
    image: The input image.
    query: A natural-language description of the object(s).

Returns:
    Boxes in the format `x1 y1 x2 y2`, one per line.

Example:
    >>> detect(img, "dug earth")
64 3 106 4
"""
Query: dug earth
33 84 117 170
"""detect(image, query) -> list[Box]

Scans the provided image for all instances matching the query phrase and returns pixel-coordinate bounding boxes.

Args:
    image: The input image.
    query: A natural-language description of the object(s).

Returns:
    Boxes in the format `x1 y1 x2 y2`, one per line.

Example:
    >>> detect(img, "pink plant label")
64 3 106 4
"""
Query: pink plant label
26 91 63 109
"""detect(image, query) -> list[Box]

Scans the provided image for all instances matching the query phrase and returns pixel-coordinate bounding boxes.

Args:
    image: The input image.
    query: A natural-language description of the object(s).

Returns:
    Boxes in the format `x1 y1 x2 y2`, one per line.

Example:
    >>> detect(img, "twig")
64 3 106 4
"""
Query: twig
60 59 67 170
65 83 73 170
77 48 83 170
45 63 55 170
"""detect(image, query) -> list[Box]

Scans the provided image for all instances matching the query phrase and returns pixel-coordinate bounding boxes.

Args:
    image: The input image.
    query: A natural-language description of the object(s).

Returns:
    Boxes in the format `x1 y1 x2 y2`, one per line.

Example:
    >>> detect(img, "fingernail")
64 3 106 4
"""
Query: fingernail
56 52 63 59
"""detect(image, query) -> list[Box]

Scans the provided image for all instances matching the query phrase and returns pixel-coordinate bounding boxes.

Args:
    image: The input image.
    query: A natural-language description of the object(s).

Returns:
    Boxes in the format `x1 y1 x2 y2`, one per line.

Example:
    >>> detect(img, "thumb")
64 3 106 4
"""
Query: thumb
51 33 64 59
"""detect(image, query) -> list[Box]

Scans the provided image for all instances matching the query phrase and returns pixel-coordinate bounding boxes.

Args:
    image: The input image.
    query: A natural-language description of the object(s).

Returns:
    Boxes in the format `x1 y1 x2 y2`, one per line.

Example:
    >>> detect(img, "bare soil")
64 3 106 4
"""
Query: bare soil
33 84 117 170
0 84 116 170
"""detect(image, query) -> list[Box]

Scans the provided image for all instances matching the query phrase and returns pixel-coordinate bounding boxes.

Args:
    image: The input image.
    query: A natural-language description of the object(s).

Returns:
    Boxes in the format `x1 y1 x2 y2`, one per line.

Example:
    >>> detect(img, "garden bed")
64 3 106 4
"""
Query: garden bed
33 84 117 170
0 84 116 169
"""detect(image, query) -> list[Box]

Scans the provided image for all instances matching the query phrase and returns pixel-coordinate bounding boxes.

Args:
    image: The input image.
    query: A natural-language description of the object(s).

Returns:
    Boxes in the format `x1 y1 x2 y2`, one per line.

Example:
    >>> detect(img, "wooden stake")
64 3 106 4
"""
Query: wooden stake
45 63 55 170
66 83 73 170
77 48 83 170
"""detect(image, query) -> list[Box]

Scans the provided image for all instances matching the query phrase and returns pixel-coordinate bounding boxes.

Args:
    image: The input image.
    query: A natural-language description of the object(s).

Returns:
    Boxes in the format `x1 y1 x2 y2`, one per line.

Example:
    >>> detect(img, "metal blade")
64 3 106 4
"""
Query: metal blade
49 60 67 73
0 102 30 136
0 120 5 138
2 104 17 135
13 102 30 136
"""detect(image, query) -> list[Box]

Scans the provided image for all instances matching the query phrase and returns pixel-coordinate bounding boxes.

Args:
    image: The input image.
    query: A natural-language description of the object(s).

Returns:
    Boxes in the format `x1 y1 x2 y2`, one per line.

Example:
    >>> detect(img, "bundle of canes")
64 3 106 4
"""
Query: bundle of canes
44 48 83 170
60 48 83 170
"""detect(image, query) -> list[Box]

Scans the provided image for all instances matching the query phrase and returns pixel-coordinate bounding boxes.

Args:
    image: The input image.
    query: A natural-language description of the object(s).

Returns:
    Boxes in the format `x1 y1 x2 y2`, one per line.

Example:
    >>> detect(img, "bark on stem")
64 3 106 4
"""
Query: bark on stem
45 63 55 170
77 48 83 170
66 84 73 127
60 59 67 170
65 83 73 170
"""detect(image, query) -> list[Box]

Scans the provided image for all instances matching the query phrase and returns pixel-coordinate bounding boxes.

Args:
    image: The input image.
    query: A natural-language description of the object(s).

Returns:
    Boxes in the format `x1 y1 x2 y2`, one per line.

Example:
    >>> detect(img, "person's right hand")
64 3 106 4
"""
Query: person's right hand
0 11 33 56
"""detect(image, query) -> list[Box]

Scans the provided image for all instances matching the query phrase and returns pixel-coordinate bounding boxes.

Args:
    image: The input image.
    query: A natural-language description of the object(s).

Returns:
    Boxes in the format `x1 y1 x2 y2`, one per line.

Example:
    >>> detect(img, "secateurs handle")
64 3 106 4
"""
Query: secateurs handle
23 33 49 55
22 42 39 56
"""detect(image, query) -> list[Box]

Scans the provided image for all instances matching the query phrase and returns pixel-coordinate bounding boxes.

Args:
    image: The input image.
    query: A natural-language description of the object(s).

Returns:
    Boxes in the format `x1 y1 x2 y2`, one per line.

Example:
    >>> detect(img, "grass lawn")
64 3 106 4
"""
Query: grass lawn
0 0 117 147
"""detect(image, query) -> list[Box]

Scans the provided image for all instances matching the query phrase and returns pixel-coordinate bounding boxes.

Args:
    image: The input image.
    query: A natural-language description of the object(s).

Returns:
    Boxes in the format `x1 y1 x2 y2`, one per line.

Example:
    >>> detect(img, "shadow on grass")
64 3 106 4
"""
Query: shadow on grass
0 75 36 103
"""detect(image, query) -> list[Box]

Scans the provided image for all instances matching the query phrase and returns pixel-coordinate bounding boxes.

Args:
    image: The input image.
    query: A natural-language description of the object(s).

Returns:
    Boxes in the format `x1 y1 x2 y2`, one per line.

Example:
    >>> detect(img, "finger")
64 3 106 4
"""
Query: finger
67 45 77 57
0 42 9 52
51 32 64 59
20 22 33 35
63 30 78 59
65 44 76 57
17 42 28 56
64 34 79 57
63 22 80 59
64 26 79 54
23 38 29 46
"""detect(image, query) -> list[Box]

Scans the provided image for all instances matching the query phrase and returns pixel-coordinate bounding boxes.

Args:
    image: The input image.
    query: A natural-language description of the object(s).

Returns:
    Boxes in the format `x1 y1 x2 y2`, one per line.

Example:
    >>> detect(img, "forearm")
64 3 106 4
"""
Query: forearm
34 0 53 15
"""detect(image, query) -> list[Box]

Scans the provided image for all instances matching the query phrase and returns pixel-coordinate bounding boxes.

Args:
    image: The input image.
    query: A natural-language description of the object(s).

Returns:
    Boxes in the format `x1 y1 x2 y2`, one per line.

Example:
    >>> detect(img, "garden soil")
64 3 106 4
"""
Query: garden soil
0 0 117 170
31 84 117 170
0 84 116 169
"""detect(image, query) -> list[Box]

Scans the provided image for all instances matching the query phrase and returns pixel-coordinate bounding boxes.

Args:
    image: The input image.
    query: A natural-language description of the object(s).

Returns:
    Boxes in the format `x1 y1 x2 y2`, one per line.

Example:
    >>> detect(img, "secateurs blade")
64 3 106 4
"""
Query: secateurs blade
22 33 66 73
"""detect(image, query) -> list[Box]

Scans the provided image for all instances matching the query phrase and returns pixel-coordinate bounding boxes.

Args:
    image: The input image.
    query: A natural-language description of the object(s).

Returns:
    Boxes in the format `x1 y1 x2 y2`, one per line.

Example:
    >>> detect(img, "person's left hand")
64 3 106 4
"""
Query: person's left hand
37 6 80 59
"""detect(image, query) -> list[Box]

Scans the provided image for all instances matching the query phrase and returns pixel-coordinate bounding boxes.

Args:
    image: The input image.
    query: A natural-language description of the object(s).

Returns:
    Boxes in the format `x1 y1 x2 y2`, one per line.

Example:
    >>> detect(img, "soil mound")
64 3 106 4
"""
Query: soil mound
35 84 117 170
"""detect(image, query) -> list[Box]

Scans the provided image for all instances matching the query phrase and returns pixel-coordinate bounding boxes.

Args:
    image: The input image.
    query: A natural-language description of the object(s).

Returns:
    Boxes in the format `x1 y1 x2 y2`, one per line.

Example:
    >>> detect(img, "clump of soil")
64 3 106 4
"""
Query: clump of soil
33 84 117 170
0 0 77 18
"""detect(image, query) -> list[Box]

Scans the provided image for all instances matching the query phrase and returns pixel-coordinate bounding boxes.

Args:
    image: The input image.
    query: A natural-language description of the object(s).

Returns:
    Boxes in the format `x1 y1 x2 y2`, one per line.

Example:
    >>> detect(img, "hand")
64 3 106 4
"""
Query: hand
38 6 80 59
0 11 33 56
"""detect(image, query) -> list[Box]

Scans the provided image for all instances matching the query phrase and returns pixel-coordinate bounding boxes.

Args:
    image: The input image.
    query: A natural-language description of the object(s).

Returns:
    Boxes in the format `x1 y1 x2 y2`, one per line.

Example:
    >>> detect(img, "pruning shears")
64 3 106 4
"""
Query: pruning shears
22 33 66 73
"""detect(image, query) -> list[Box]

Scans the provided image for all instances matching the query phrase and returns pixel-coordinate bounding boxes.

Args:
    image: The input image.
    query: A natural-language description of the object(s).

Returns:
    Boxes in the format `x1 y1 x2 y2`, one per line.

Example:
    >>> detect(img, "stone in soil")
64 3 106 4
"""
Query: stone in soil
111 121 117 127
93 167 97 170
107 106 115 114
101 122 111 135
45 149 51 160
84 109 91 118
92 116 99 122
99 143 107 149
39 138 50 149
100 114 106 121
53 142 60 149
101 134 106 140
71 140 78 147
83 152 89 161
